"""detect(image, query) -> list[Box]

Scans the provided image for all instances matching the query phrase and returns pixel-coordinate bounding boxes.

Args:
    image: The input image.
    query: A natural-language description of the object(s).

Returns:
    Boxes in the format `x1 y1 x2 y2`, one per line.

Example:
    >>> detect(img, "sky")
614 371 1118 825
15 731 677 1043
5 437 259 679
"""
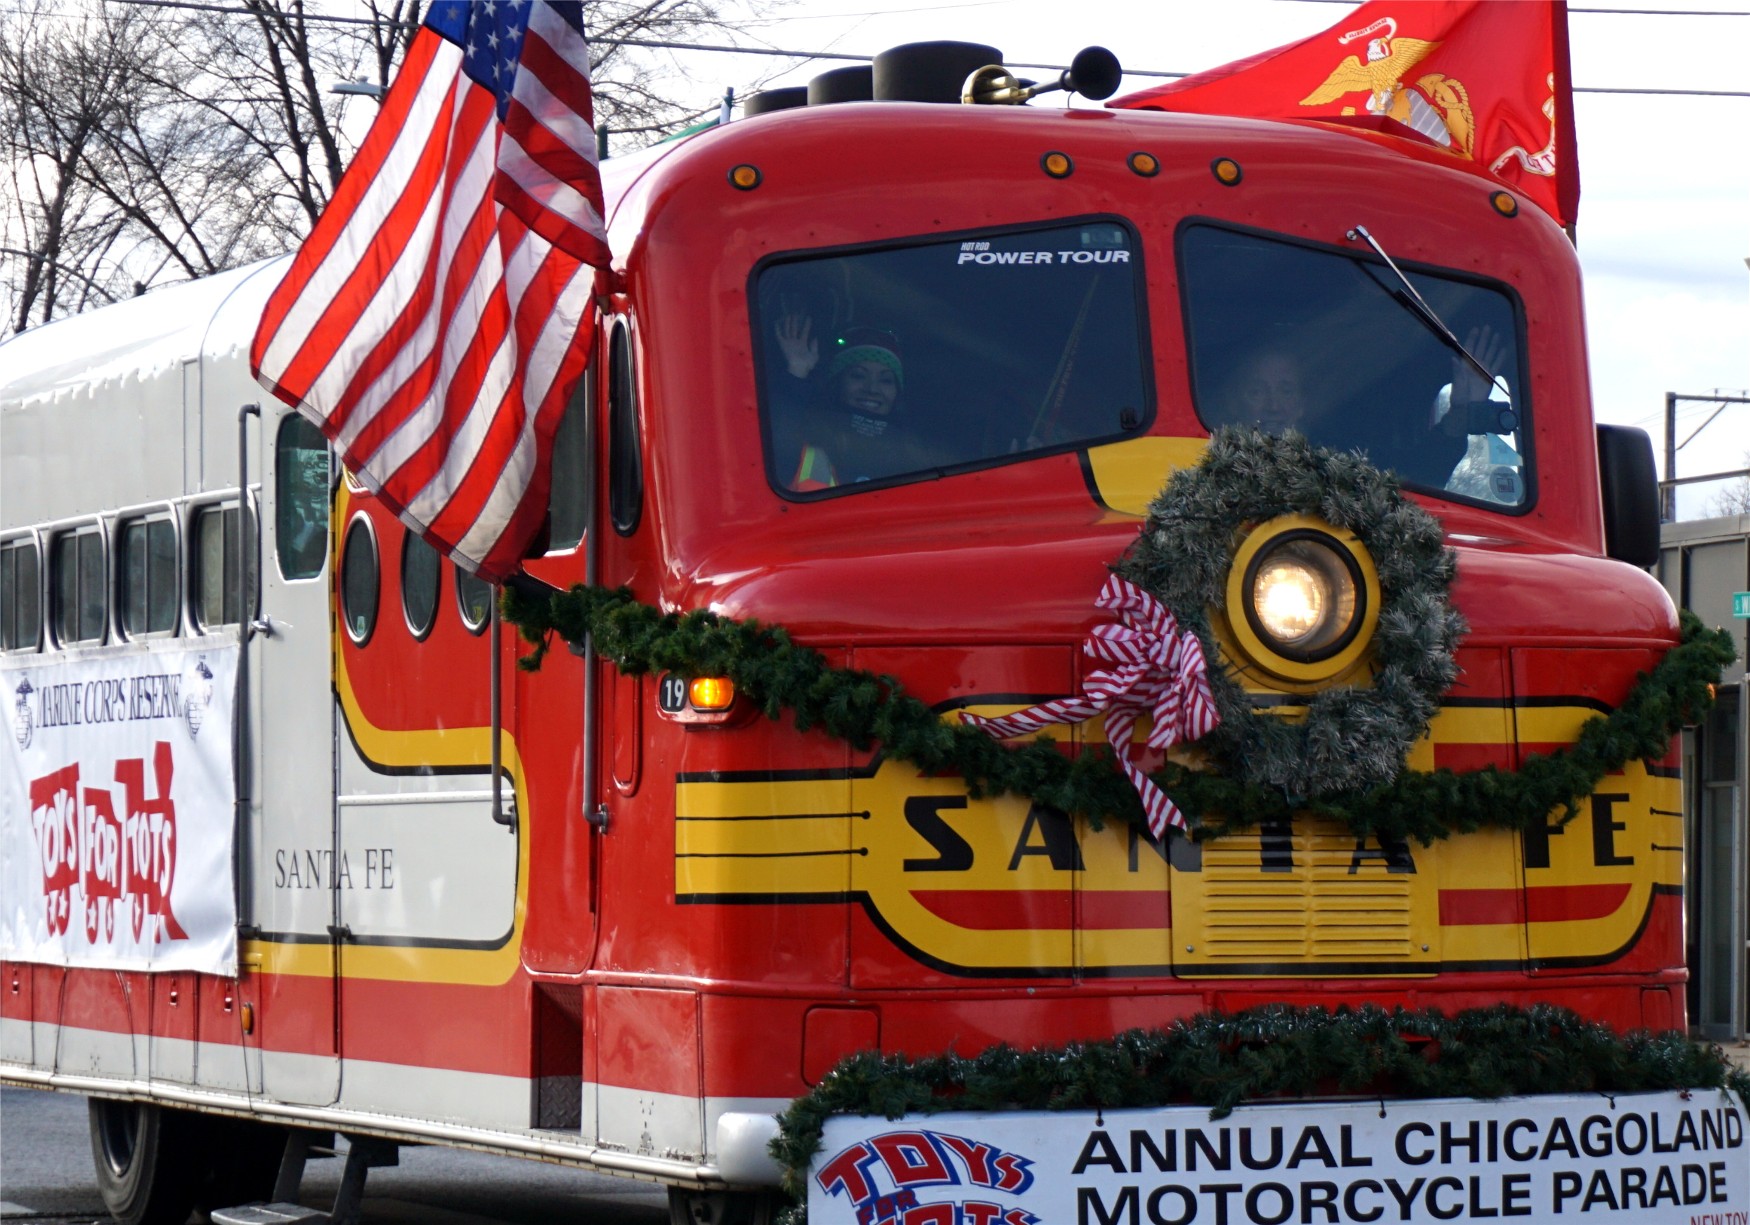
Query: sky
634 0 1750 519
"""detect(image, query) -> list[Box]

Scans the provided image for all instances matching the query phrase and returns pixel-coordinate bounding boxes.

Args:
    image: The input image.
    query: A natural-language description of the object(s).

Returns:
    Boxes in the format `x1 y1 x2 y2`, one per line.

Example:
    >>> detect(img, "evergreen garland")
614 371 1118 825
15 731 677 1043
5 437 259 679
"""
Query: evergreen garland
1115 428 1465 796
502 577 1732 845
767 1004 1750 1203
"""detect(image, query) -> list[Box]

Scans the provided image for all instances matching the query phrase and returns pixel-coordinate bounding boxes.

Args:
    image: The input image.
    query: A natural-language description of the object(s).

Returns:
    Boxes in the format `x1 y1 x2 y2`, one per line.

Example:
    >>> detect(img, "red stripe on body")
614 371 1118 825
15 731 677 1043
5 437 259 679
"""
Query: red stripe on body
1438 883 1632 926
911 889 1173 931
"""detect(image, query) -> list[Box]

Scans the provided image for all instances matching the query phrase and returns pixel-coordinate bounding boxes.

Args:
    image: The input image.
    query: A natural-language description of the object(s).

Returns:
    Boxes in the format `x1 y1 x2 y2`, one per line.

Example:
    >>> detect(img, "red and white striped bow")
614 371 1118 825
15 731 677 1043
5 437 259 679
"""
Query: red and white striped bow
961 575 1219 835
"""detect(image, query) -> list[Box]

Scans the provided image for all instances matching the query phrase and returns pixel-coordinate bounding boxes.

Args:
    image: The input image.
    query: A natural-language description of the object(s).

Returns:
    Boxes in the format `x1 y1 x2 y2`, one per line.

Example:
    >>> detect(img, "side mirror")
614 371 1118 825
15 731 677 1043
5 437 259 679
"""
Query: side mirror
1597 423 1660 567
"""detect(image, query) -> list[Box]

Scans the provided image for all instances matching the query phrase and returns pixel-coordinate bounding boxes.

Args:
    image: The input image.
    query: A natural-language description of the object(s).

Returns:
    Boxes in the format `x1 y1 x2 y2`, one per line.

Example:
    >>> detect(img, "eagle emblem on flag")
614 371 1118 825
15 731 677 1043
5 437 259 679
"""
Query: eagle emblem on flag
1300 17 1475 157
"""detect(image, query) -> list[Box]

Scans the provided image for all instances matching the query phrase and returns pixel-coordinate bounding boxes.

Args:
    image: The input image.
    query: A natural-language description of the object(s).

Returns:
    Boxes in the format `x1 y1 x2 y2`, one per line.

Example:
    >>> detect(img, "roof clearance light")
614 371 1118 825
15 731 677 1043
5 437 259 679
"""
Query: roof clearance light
689 676 736 710
1128 152 1160 177
1211 157 1243 186
1490 190 1519 218
1041 151 1074 179
728 164 762 191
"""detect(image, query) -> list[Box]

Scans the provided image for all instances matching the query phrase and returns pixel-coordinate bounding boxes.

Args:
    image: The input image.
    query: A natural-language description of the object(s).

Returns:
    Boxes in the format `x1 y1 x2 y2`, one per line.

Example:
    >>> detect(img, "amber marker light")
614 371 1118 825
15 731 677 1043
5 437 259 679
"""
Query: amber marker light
1128 152 1160 177
1490 190 1519 218
728 164 762 190
689 677 736 710
241 1003 255 1034
1041 151 1074 179
1211 157 1243 186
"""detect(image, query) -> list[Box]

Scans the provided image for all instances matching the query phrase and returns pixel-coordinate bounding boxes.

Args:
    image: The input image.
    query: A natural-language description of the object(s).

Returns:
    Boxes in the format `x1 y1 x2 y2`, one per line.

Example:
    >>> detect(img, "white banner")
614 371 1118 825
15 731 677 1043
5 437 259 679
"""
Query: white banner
3 637 240 973
809 1091 1748 1225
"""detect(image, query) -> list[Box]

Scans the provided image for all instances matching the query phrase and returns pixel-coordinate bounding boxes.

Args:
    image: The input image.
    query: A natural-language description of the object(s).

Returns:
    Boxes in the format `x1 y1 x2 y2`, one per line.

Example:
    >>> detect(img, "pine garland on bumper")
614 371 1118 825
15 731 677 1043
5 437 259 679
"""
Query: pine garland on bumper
766 1003 1750 1202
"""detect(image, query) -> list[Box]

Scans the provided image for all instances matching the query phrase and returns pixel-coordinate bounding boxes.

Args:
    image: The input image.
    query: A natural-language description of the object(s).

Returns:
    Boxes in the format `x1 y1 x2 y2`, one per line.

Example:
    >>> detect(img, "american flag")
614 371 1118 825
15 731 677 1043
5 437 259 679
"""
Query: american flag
252 0 610 580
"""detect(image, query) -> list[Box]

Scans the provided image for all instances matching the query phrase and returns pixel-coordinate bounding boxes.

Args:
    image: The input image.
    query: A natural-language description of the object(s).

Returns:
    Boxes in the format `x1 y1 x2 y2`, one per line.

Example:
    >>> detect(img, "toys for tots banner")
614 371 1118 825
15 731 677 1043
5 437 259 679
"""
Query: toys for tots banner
2 638 239 973
809 1092 1746 1225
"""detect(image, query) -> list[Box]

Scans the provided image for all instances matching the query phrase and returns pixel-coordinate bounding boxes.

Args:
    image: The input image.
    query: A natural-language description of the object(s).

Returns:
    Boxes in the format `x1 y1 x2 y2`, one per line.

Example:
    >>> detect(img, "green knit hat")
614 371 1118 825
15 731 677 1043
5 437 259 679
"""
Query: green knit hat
826 340 903 388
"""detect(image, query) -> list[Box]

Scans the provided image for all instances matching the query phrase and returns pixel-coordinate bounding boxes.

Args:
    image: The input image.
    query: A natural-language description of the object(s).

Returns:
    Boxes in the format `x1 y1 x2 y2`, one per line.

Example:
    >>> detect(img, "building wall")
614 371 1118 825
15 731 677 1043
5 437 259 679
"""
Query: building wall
1659 517 1750 1040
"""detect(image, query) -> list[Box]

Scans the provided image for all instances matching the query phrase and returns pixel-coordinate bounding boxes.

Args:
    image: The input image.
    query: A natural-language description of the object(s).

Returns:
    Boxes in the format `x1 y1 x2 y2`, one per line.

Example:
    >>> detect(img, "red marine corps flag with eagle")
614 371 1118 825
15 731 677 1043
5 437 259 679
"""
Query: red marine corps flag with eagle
1111 0 1579 228
252 0 611 580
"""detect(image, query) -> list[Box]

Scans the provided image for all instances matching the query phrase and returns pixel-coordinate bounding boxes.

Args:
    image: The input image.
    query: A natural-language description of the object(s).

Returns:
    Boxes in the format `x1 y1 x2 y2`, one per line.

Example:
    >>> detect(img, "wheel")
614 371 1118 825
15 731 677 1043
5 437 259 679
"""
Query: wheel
669 1188 782 1225
87 1098 202 1225
194 1117 289 1215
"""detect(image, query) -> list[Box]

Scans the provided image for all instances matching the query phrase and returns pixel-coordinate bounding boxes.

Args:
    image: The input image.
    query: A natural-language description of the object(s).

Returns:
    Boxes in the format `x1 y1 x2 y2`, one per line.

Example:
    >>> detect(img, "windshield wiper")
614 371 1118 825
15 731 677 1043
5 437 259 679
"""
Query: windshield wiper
1346 224 1510 404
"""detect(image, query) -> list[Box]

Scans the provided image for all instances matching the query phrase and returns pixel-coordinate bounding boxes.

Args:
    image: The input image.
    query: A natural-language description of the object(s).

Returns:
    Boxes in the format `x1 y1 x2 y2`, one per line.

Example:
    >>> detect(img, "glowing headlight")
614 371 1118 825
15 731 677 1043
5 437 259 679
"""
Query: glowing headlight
1243 533 1363 662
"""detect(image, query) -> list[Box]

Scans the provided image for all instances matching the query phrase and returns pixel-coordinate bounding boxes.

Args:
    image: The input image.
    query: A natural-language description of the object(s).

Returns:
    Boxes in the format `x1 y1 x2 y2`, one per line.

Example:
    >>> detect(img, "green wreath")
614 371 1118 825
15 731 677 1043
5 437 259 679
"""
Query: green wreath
1116 427 1465 798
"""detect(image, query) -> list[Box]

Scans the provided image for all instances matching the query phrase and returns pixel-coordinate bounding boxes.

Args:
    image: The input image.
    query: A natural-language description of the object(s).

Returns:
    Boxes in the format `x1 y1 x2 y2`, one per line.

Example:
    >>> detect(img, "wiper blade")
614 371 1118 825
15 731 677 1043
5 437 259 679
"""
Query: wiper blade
1346 224 1509 400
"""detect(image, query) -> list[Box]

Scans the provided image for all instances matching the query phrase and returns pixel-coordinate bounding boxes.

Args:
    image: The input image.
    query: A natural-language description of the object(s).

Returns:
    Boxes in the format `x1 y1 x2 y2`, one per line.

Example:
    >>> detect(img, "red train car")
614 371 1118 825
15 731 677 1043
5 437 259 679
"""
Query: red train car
2 37 1727 1225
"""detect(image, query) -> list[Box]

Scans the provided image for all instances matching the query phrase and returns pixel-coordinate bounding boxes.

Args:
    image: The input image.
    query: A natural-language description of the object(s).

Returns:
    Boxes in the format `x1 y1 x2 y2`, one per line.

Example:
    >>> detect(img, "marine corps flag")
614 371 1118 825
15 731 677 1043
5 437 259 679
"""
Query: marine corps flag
1111 1 1579 228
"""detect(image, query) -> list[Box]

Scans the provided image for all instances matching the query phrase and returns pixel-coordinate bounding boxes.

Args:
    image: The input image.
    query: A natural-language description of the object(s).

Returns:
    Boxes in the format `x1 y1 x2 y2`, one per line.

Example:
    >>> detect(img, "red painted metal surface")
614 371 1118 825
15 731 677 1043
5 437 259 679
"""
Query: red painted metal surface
10 95 1690 1167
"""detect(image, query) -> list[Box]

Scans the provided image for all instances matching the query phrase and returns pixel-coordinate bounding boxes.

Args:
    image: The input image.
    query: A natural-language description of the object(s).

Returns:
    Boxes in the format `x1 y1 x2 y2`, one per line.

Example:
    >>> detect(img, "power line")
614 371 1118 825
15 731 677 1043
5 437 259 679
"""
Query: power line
78 0 1750 96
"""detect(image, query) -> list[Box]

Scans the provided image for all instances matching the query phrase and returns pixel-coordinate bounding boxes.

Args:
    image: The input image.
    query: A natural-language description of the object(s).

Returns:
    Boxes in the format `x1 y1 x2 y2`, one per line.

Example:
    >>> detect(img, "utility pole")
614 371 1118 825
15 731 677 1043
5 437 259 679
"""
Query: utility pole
1662 391 1750 521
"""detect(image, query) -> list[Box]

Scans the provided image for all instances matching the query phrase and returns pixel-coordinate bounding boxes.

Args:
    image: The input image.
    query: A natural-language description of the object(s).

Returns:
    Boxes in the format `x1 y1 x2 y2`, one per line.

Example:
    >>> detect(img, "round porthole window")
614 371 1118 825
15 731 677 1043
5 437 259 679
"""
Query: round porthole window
455 562 492 635
340 516 379 645
401 529 441 640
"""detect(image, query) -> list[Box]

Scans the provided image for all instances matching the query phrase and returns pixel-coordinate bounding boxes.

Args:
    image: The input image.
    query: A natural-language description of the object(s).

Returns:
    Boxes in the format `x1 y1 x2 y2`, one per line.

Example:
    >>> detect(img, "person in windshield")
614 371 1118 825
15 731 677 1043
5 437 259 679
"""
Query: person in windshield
1229 348 1311 435
772 316 935 489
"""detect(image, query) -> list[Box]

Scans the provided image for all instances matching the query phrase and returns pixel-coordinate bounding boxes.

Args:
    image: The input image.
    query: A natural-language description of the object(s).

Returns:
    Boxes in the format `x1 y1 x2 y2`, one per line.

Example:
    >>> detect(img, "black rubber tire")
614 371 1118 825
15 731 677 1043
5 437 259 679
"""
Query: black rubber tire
194 1116 289 1216
88 1098 203 1225
668 1187 782 1225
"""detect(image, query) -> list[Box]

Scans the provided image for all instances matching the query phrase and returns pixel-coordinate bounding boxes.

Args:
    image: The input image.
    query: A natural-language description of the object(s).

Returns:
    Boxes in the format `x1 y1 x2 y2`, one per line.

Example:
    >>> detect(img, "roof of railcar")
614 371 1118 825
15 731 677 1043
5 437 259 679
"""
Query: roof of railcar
0 256 289 414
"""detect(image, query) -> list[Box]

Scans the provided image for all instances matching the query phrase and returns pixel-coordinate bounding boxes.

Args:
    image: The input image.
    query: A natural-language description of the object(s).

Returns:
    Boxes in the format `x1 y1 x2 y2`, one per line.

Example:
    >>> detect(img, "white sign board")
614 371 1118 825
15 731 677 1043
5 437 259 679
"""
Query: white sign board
808 1091 1747 1225
3 638 240 974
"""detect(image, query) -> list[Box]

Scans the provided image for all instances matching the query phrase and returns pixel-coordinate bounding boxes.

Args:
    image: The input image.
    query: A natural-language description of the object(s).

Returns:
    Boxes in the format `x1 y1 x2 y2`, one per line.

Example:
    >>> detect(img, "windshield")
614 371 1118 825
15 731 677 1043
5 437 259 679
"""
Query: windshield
755 219 1152 495
1179 223 1529 509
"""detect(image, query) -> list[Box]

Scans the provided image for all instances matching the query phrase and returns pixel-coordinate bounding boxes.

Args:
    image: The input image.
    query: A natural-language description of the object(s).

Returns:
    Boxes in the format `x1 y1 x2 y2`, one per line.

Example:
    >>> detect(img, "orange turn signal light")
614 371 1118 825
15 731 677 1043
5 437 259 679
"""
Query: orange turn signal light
1211 157 1242 186
1490 190 1519 218
689 677 736 710
1128 152 1160 178
728 164 762 191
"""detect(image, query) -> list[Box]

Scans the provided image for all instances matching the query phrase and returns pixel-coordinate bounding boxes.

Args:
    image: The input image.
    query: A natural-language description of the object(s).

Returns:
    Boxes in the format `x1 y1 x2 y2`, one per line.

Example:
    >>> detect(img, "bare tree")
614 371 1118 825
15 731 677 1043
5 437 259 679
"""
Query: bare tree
0 2 166 329
1707 456 1750 518
2 0 778 334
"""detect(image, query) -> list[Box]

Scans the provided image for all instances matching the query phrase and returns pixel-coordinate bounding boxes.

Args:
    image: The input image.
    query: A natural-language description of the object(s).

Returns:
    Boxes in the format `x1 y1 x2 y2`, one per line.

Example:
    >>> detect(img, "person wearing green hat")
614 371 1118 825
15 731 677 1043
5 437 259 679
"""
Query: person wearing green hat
773 315 929 489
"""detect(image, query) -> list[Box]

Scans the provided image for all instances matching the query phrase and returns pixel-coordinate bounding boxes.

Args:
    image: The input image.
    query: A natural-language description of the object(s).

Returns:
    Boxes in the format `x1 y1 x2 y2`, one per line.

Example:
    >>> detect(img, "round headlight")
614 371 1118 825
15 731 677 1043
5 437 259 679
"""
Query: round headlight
1242 531 1364 662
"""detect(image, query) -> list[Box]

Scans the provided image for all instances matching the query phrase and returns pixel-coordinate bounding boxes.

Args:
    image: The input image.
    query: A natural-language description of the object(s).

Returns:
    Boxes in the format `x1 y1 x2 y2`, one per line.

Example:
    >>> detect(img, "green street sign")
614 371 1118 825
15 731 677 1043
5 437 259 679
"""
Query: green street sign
1735 592 1750 619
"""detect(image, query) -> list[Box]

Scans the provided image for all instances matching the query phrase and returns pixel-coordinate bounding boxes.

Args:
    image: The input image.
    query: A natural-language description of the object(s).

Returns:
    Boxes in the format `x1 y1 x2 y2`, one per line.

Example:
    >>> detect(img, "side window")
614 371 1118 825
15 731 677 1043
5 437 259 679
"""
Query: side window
1 538 42 652
455 562 492 635
192 504 259 629
340 517 380 645
401 528 441 640
607 322 642 535
547 365 593 553
119 517 178 638
276 414 331 581
51 528 106 646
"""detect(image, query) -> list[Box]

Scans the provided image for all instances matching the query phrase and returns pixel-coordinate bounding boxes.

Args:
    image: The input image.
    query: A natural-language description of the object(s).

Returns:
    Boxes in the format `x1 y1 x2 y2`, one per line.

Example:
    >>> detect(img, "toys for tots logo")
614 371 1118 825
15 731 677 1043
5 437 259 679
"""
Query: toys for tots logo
817 1129 1038 1225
